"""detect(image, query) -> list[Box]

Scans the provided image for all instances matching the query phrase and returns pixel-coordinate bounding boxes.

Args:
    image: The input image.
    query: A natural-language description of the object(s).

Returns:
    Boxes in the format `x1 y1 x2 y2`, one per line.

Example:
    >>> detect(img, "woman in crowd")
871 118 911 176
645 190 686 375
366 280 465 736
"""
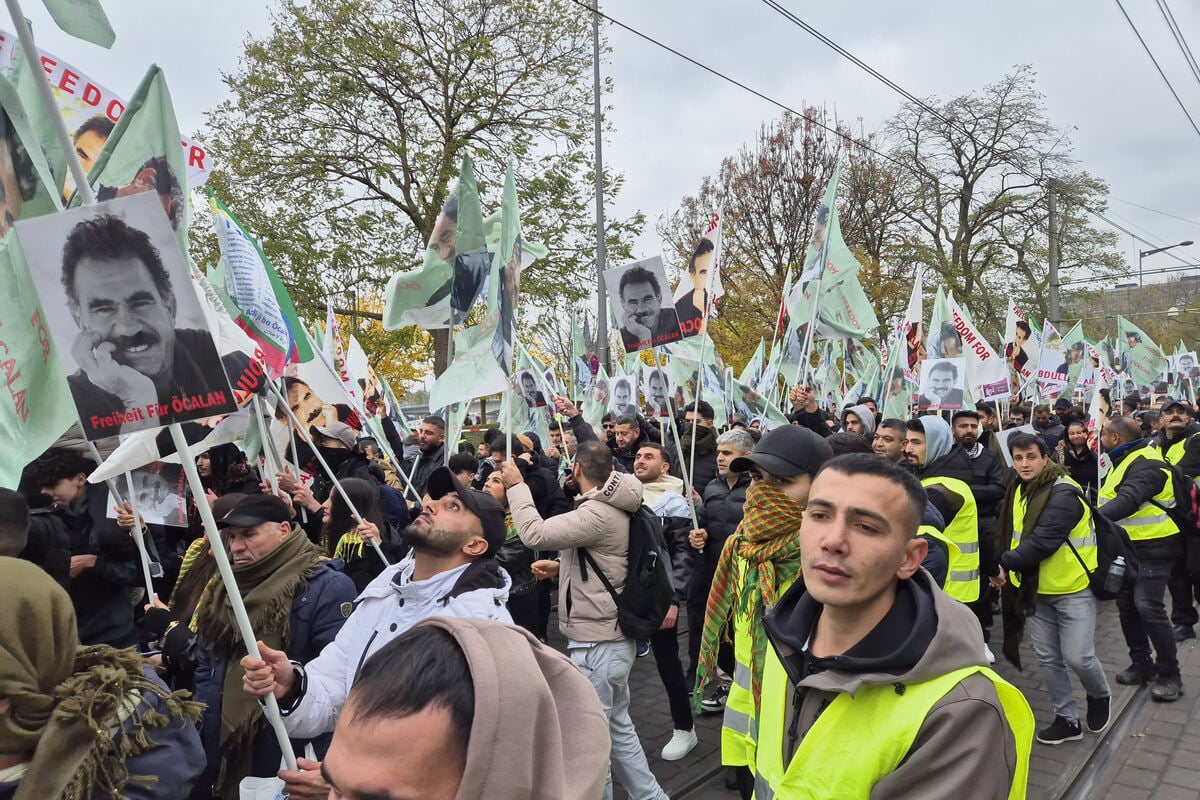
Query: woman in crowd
1057 419 1099 499
320 477 402 592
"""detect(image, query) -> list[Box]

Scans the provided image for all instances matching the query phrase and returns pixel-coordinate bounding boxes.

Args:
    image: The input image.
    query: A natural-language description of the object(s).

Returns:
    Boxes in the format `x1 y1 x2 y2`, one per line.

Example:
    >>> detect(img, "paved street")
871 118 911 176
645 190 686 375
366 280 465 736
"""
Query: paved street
545 599 1200 799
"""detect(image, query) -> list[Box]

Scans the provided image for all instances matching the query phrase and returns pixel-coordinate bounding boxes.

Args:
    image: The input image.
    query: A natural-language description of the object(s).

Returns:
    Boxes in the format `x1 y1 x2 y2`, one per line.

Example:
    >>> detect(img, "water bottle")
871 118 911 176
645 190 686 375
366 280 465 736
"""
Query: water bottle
1104 556 1126 594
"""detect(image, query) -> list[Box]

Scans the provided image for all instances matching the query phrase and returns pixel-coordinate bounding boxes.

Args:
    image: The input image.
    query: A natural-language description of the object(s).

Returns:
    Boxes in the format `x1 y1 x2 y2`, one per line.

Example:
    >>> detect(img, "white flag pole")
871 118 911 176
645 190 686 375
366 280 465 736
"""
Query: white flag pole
170 423 298 771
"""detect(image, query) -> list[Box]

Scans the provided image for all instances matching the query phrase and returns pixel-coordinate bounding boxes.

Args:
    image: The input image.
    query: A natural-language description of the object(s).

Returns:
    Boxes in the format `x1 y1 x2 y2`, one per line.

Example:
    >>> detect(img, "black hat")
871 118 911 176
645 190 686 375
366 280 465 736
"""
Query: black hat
1161 399 1190 413
426 466 507 556
218 494 293 529
1053 398 1072 410
730 426 834 478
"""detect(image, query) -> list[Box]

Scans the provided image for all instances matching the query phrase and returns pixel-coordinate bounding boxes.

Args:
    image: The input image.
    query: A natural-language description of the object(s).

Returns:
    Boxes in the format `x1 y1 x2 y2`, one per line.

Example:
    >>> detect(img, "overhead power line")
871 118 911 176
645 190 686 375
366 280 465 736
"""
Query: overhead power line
570 0 1194 269
1113 0 1200 139
1156 0 1200 92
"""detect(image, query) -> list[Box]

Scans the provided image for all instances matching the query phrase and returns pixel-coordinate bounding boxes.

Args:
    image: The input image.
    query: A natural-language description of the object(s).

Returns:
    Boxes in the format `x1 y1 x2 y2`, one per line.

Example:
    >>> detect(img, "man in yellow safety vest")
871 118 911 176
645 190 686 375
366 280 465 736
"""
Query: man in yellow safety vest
1099 415 1184 702
1153 399 1200 641
989 432 1112 745
755 453 1033 799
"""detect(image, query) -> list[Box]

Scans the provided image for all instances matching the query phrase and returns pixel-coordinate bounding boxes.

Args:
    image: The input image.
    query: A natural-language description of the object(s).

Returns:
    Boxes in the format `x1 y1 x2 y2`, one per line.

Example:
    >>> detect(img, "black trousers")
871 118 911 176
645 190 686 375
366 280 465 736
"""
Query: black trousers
651 617 694 731
687 539 735 681
1167 556 1200 627
1116 556 1180 678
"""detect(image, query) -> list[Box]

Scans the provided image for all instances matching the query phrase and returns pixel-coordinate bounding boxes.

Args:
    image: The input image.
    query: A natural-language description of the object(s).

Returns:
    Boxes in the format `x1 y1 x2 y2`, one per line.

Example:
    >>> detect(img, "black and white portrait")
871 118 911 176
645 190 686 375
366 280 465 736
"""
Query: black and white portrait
17 192 236 439
604 256 682 353
918 357 966 411
609 375 639 417
642 366 672 417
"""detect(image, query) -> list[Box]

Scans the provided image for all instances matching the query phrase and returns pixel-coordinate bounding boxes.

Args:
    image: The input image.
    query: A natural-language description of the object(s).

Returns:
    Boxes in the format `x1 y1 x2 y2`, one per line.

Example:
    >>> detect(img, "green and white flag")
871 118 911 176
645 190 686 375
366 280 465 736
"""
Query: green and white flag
739 339 766 387
41 0 115 48
0 235 76 486
582 365 610 429
1060 322 1088 393
77 65 190 255
881 328 911 419
1117 316 1167 389
946 292 1009 401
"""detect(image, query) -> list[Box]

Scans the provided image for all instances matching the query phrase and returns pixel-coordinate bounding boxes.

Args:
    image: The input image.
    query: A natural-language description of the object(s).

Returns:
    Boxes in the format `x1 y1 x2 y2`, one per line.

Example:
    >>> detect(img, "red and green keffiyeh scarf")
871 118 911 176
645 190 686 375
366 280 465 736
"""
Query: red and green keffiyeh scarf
693 480 805 714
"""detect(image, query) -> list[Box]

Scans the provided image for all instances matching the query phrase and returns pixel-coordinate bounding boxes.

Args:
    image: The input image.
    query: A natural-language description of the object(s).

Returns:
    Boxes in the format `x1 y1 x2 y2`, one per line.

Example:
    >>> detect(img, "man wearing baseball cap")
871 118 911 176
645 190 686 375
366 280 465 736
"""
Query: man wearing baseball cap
693 425 833 799
189 493 358 798
1155 399 1200 640
241 466 512 798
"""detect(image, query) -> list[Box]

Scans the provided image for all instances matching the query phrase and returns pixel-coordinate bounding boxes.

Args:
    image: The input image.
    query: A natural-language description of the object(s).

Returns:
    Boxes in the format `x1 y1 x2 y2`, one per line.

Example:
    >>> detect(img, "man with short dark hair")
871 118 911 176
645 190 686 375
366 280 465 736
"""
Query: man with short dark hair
632 442 699 761
1156 399 1200 640
320 617 610 800
754 454 1032 797
695 426 833 798
1100 415 1185 701
61 213 232 437
952 409 1007 641
1009 405 1031 428
1033 404 1066 450
401 415 447 497
610 413 648 474
501 441 669 800
241 467 511 797
990 433 1111 744
872 418 907 462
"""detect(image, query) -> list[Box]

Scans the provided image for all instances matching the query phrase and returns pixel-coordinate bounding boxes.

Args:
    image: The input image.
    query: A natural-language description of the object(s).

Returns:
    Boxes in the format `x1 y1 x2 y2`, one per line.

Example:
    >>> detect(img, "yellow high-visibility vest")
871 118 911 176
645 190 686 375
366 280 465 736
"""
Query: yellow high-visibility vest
1009 477 1095 595
921 475 980 602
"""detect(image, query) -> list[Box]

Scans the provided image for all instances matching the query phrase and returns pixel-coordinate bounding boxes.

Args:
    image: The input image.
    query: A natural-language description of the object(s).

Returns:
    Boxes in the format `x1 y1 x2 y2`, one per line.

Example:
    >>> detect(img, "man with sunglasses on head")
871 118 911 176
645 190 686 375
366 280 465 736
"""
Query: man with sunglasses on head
693 425 833 799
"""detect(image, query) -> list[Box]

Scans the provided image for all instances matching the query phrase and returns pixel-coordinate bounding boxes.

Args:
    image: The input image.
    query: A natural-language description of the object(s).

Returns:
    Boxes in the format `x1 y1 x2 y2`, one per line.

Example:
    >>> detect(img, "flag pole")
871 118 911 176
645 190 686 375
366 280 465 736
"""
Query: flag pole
264 382 389 568
169 423 298 772
123 471 159 602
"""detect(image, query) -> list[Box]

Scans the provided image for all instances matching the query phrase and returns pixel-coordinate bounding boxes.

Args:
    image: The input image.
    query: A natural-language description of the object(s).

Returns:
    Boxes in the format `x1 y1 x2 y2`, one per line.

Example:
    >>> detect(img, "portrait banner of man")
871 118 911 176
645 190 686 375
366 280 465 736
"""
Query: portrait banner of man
641 365 672 417
917 357 966 411
517 368 547 408
104 463 187 528
609 375 639 418
17 192 236 439
603 256 683 353
1179 352 1200 379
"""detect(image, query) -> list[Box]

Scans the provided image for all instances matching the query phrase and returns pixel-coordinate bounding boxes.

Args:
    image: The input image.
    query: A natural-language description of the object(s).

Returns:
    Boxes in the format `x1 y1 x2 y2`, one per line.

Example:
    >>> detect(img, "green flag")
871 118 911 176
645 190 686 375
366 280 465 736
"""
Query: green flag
739 339 765 387
41 0 116 48
582 365 610 429
0 72 62 234
882 331 911 418
0 235 76 486
76 65 190 255
817 276 879 339
1117 316 1167 388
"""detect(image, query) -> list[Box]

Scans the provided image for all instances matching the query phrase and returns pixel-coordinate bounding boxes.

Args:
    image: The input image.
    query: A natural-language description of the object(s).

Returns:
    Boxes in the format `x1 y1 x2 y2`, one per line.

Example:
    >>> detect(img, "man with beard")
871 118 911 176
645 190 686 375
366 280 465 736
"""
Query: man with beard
644 368 671 417
681 399 719 494
953 409 1007 643
62 214 233 437
240 467 511 797
616 264 682 350
190 494 357 799
1155 400 1200 641
904 417 989 660
401 415 447 498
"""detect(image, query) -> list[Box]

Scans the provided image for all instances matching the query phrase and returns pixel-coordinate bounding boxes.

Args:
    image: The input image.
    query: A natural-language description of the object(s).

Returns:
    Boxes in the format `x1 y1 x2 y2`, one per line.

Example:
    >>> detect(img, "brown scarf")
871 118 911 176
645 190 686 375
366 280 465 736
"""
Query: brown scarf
193 530 325 796
693 481 805 713
998 461 1067 670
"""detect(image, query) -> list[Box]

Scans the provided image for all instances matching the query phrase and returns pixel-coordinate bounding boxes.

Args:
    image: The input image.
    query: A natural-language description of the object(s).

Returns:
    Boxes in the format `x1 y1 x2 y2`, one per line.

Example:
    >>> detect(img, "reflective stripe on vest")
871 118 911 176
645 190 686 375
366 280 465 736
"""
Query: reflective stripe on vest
754 647 1034 799
922 475 980 603
918 524 961 590
719 559 799 768
1098 447 1180 541
1009 476 1095 595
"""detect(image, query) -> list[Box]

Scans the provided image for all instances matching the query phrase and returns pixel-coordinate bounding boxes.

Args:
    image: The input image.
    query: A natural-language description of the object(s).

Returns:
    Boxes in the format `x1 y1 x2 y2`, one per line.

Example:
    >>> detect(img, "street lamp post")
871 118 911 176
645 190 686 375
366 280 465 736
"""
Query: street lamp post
1139 240 1194 286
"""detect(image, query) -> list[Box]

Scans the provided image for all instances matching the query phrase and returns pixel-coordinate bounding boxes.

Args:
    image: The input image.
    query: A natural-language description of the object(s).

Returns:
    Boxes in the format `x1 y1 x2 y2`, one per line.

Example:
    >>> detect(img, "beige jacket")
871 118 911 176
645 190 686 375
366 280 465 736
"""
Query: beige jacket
509 471 643 643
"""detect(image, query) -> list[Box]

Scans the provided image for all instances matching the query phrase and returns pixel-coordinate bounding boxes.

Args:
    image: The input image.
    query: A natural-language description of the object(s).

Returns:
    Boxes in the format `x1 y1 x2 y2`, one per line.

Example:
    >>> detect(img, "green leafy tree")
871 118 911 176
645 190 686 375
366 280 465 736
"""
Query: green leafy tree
198 0 641 378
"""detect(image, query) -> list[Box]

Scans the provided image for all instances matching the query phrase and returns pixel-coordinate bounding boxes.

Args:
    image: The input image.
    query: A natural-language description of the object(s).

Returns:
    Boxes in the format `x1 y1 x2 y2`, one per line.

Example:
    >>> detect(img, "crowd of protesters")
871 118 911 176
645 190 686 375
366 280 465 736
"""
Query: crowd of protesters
3 379 1199 799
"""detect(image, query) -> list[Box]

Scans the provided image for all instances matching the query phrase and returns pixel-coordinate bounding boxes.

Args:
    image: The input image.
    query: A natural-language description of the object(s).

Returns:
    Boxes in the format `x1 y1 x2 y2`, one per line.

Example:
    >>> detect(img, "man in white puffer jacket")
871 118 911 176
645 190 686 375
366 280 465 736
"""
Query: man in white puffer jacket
240 466 512 747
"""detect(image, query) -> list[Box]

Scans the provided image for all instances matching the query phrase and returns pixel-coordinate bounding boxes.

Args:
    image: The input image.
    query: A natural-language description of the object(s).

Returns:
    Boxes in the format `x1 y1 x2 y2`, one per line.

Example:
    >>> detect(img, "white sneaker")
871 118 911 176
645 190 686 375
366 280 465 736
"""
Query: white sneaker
661 728 699 761
984 644 996 664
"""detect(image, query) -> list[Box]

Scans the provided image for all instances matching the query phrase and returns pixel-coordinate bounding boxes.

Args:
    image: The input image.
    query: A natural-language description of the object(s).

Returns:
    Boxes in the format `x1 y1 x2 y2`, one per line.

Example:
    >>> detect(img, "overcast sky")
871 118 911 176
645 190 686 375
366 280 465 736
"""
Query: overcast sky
17 0 1199 287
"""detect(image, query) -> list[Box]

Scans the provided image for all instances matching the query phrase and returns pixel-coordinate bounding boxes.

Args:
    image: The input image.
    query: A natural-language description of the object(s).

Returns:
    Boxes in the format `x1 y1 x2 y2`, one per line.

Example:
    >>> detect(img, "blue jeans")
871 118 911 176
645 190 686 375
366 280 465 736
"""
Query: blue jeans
1116 556 1180 678
571 640 670 800
1026 590 1111 722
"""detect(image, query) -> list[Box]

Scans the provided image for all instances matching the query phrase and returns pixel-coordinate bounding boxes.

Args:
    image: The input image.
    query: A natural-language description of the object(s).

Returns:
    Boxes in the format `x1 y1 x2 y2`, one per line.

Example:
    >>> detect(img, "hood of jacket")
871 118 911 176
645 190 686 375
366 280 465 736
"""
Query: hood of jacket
411 617 610 800
578 470 644 514
763 568 987 694
917 415 954 465
843 404 877 438
377 557 512 613
640 474 686 513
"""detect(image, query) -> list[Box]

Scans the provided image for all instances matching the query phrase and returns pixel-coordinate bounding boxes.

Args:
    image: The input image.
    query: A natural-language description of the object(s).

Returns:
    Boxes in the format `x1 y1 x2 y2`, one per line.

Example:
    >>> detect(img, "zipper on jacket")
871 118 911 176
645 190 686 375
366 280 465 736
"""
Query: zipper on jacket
353 630 380 683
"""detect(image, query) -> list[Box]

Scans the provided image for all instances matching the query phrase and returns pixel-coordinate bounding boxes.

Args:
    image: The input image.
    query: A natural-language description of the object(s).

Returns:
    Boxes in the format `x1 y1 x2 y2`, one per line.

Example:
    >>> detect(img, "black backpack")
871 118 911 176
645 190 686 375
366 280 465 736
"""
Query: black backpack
1140 459 1200 576
1061 485 1139 601
578 505 676 640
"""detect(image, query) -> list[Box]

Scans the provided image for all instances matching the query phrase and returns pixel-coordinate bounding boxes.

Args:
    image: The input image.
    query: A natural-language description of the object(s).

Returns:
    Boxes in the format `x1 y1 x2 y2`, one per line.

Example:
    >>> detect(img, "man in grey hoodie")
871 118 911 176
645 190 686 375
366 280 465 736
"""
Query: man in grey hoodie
755 454 1033 797
841 403 877 441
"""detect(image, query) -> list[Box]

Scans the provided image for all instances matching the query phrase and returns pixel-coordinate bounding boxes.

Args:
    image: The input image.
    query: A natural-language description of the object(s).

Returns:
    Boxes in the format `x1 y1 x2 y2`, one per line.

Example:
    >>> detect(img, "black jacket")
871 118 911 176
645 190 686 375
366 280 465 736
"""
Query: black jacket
63 483 142 646
961 446 1007 521
20 506 73 590
698 472 750 549
1059 444 1099 498
401 442 446 499
999 481 1086 577
680 425 719 497
659 512 696 605
1156 422 1200 479
790 407 834 438
1100 443 1183 562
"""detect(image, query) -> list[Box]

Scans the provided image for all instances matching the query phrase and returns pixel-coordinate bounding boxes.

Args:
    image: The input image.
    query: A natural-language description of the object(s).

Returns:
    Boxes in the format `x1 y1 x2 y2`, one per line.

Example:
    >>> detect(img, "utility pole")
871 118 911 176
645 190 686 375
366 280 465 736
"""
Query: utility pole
592 1 610 373
1047 180 1060 327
